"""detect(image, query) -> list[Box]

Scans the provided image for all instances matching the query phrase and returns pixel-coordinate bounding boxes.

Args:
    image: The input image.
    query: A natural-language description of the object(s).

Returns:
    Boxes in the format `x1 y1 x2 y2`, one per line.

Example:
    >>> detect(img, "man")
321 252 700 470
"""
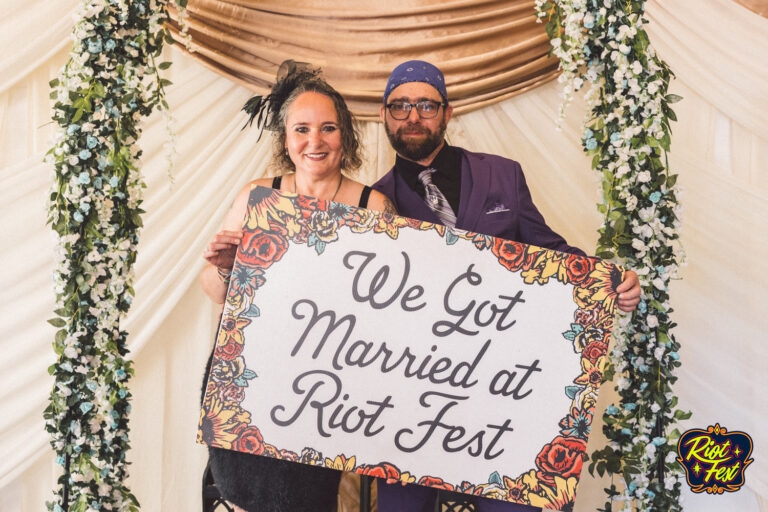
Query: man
373 60 641 512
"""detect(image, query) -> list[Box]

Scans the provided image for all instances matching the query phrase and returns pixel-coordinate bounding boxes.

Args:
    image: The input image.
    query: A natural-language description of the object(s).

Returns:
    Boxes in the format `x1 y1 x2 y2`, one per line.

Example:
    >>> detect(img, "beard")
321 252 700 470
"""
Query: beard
385 117 447 162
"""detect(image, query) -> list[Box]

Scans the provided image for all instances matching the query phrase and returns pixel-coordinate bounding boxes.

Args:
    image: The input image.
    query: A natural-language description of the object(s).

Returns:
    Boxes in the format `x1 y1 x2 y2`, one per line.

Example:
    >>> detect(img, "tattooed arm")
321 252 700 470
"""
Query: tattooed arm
368 190 399 215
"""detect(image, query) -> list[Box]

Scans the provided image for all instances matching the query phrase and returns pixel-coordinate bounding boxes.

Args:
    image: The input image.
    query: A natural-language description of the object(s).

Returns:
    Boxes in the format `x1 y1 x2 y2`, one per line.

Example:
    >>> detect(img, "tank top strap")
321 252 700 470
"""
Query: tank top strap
358 185 372 209
271 176 282 189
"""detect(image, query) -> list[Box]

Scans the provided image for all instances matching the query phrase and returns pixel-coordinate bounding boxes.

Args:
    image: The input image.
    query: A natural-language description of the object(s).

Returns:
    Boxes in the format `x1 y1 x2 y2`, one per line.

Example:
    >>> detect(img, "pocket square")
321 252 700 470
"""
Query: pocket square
485 203 510 214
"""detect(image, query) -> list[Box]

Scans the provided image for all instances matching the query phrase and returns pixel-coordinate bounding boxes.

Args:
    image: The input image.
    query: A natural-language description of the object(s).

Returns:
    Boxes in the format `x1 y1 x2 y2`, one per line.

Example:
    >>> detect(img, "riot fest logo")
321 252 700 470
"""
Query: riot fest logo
676 423 753 494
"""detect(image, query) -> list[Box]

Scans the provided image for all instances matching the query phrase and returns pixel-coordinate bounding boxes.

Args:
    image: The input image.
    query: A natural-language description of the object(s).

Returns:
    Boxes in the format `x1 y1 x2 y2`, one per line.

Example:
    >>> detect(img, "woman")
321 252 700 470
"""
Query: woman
200 62 395 512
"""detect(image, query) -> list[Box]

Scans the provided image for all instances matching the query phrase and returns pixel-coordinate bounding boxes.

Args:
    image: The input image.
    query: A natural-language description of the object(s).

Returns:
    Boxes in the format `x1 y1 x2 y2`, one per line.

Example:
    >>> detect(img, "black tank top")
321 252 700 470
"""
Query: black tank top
271 176 372 209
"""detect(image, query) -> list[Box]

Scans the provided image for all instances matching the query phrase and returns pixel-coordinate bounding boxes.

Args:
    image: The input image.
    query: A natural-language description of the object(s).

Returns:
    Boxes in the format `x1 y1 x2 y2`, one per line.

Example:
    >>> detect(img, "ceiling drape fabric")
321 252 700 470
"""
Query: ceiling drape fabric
166 0 560 120
1 0 767 511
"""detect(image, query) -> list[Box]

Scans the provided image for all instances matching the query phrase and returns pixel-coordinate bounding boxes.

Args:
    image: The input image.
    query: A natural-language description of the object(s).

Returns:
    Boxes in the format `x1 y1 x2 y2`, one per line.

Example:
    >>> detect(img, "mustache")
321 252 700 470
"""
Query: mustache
397 124 429 135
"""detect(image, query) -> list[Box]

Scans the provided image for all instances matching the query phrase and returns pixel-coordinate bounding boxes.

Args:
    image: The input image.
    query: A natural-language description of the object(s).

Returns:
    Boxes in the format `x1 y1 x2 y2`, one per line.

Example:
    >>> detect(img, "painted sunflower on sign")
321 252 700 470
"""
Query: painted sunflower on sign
198 397 249 449
585 260 623 311
245 186 297 232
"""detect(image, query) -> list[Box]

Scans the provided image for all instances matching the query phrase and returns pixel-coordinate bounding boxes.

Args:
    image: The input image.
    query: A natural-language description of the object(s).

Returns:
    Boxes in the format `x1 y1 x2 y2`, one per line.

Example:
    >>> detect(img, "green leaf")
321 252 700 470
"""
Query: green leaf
159 61 172 70
55 329 67 344
93 82 106 98
666 174 678 187
159 78 173 88
597 250 614 259
72 107 84 122
666 94 683 104
48 364 57 375
49 78 60 88
48 317 66 328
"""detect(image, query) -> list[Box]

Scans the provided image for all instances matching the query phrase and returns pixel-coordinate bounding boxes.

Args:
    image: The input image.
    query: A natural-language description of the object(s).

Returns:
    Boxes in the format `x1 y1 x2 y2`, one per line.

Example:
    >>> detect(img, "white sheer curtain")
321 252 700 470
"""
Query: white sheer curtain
1 0 766 510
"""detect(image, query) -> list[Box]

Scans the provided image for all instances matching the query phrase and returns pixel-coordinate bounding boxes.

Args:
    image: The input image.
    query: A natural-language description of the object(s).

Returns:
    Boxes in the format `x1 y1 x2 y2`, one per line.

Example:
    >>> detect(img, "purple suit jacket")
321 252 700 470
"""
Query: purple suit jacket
373 147 585 257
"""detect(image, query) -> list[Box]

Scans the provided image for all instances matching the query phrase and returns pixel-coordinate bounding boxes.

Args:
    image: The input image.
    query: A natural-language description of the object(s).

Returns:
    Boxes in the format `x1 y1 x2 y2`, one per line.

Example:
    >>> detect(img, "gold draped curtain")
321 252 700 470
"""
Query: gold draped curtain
167 0 559 120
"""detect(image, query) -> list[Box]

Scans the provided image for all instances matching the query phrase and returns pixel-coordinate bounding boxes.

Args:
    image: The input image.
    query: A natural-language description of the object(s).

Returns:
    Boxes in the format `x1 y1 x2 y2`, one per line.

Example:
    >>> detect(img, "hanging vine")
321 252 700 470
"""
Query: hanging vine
44 0 186 510
535 1 691 510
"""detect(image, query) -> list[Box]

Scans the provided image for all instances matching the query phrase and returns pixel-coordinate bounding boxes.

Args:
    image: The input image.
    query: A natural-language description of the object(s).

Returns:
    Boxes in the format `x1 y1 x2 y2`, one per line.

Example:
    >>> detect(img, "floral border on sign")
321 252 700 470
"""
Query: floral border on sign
535 1 691 511
198 188 624 509
44 1 187 510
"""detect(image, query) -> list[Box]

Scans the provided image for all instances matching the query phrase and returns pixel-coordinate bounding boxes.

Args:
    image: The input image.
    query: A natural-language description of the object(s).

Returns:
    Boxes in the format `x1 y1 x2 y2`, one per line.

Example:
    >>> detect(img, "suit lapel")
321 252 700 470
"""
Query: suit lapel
394 170 440 224
456 150 490 232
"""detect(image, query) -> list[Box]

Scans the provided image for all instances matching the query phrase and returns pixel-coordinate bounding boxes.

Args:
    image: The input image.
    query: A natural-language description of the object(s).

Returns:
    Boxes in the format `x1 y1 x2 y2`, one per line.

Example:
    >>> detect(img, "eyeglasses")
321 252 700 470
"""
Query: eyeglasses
385 100 445 120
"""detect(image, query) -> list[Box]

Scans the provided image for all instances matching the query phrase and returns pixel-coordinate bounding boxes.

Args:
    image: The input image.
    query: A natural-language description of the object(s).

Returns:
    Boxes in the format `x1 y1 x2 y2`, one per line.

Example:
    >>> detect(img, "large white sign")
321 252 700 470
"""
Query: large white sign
198 188 622 509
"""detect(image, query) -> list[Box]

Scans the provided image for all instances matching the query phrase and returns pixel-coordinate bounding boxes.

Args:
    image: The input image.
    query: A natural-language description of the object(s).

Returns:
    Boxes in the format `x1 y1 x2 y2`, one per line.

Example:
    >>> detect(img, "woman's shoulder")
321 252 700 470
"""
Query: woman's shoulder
364 187 397 215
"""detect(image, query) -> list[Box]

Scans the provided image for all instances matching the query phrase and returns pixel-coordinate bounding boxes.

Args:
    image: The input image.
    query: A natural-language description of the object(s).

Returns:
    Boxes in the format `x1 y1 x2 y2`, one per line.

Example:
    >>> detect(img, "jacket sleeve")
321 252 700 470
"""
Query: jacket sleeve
515 166 587 257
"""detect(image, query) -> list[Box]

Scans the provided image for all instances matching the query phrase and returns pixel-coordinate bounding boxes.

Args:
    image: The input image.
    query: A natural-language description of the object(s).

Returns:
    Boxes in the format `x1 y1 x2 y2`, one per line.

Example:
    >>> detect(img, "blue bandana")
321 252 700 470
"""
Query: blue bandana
383 60 448 104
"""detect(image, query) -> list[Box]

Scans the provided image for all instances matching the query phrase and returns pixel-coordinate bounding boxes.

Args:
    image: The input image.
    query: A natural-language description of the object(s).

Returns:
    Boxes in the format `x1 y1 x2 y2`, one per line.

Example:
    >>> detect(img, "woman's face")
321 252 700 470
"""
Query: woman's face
285 91 343 178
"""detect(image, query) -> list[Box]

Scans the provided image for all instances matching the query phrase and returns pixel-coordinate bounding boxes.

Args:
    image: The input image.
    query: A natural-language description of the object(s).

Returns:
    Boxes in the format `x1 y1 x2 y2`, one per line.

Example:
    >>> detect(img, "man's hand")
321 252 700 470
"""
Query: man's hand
616 270 641 312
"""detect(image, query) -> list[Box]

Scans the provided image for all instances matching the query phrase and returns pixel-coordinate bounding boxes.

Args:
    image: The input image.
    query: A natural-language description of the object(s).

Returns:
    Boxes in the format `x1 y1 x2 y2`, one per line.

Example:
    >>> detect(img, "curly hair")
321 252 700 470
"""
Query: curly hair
270 79 363 175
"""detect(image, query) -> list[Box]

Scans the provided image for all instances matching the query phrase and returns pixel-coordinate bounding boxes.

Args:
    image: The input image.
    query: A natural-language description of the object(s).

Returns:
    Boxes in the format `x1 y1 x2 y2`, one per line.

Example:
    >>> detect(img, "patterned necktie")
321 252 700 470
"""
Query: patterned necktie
417 168 457 227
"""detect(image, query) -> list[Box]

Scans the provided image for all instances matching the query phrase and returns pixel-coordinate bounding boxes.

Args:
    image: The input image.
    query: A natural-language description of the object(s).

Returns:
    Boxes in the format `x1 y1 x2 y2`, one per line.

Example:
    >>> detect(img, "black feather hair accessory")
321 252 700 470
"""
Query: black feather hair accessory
241 60 323 137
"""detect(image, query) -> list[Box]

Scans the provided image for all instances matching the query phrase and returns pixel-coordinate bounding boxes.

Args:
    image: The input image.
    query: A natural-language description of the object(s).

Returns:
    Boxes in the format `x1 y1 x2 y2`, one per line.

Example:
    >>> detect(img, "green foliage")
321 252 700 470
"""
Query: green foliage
44 0 184 510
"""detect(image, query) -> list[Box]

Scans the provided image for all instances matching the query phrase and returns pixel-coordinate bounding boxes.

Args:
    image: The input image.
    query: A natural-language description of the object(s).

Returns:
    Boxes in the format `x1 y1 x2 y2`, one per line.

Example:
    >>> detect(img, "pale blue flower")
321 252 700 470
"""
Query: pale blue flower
91 501 103 510
105 39 116 51
650 191 662 203
56 455 66 466
584 20 594 29
79 149 92 160
584 128 594 139
124 295 132 305
670 352 680 360
101 468 109 477
73 445 81 453
73 211 84 223
628 481 636 493
621 428 632 436
94 177 103 188
610 132 621 143
640 382 648 390
646 490 656 498
624 402 637 411
638 300 647 313
78 171 90 184
652 436 666 446
115 368 126 379
86 380 97 391
109 176 119 187
110 410 119 419
656 265 665 274
87 135 98 149
79 402 94 414
583 45 591 56
88 40 102 54
115 191 126 200
97 157 108 171
586 138 597 150
118 388 127 398
608 26 615 37
606 404 619 415
67 124 80 135
80 202 90 213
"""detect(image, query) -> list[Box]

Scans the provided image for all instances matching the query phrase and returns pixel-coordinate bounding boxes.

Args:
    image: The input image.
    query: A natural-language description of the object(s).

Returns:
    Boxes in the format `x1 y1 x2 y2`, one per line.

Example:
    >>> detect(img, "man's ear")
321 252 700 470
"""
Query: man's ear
380 104 387 123
444 103 454 124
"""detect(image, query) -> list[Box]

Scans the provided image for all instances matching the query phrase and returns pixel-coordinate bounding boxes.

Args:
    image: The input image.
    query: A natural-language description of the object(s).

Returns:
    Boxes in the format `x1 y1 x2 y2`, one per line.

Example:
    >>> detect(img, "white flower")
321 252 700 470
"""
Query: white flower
646 315 659 328
637 171 651 183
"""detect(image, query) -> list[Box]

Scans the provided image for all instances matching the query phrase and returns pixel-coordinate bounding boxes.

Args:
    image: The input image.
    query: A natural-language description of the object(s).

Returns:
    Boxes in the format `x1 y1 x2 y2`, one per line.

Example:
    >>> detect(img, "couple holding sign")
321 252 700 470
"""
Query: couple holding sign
201 60 640 512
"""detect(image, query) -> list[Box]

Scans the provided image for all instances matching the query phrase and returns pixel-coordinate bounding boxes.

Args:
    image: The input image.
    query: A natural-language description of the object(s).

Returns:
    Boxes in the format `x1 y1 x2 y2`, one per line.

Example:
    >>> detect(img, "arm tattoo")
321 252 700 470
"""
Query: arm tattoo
383 198 398 216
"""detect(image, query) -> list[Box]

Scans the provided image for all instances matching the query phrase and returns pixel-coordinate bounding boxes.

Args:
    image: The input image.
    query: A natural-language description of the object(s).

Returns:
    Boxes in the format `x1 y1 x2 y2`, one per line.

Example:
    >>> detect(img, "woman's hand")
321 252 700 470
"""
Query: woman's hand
203 229 243 272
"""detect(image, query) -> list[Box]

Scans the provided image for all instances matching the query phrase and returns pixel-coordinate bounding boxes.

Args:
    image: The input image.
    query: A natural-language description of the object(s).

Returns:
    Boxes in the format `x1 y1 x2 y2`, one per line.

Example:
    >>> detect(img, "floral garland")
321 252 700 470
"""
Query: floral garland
534 1 690 511
44 0 185 510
